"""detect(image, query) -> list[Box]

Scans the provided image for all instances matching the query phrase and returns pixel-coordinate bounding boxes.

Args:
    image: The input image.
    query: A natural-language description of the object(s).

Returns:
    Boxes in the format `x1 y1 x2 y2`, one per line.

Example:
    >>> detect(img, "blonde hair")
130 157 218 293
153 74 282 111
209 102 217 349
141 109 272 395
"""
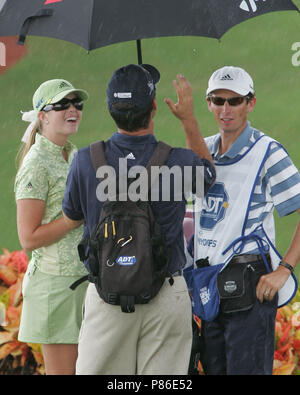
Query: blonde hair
16 119 43 170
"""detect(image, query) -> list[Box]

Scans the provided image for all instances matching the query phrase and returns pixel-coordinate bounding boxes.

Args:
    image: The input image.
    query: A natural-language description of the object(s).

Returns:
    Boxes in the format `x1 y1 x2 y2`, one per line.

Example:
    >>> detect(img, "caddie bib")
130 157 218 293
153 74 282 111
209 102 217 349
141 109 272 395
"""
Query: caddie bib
194 135 297 307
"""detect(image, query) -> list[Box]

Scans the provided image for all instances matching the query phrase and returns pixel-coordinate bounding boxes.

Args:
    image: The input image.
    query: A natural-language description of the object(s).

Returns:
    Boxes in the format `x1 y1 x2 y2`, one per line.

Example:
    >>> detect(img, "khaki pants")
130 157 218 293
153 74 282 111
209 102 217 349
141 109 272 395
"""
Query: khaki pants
76 276 192 375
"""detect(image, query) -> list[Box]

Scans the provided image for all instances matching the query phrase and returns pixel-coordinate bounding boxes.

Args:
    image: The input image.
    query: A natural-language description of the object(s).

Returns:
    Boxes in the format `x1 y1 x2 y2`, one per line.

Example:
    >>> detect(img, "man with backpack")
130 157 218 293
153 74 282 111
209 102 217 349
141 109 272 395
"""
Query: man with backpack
62 64 215 375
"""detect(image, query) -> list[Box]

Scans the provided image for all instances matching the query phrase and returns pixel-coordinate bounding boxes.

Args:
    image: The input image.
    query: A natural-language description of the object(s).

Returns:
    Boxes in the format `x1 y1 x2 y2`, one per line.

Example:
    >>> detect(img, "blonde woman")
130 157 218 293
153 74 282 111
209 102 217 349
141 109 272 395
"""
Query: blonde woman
15 79 89 375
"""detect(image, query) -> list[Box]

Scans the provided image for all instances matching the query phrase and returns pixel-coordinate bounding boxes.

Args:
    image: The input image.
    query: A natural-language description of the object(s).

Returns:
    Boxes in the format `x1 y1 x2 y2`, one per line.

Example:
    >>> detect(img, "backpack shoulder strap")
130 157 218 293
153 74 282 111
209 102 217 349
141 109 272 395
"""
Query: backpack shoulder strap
145 141 172 192
146 141 172 170
89 140 107 173
90 140 172 189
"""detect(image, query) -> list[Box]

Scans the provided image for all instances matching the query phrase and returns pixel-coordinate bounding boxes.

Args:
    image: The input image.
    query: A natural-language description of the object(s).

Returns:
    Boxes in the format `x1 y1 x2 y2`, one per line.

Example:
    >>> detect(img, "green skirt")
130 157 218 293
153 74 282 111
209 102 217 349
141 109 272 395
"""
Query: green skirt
18 261 88 344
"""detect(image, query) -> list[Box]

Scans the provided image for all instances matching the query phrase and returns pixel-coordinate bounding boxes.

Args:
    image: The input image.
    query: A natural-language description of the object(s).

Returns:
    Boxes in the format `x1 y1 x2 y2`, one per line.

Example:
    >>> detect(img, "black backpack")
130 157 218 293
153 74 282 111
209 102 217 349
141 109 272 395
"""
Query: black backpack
71 140 174 313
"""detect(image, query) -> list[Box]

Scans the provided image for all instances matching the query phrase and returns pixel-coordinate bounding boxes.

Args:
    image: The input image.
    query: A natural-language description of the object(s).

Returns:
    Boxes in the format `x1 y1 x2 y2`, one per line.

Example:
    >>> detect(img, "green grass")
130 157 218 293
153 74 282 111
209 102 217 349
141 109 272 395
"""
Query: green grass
1 5 300 280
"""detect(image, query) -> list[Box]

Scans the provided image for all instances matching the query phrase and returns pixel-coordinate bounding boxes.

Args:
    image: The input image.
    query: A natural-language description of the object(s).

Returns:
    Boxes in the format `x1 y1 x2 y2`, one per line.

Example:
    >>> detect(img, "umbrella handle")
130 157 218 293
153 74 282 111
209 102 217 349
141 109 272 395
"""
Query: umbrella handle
18 9 54 45
136 39 142 65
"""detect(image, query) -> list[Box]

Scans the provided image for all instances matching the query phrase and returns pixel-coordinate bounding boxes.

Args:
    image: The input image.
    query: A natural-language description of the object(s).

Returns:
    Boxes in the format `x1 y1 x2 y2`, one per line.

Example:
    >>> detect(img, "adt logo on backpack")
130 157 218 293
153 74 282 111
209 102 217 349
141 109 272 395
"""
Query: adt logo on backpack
199 182 229 230
116 256 136 266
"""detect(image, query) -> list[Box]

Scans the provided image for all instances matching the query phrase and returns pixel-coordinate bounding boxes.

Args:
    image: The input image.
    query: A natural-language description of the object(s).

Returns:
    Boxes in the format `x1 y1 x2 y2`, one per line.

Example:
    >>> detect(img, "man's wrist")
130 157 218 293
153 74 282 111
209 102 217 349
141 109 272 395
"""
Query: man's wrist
180 115 201 135
180 114 197 125
279 261 294 274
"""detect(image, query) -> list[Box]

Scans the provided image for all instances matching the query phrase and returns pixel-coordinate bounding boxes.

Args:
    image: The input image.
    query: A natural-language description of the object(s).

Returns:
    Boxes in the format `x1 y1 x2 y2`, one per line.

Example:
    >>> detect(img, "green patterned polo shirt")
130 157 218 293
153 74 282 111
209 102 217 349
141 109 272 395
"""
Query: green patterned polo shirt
15 133 87 277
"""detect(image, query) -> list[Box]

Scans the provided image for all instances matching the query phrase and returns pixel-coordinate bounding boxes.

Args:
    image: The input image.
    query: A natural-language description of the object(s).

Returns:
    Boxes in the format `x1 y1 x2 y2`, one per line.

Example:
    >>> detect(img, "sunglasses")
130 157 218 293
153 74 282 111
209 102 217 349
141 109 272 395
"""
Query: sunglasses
42 97 84 112
208 95 251 106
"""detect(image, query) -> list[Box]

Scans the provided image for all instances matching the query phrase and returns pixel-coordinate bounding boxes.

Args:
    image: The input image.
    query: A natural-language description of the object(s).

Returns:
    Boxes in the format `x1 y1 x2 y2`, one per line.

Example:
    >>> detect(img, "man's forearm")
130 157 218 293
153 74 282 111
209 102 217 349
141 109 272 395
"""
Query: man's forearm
181 115 213 164
282 215 300 270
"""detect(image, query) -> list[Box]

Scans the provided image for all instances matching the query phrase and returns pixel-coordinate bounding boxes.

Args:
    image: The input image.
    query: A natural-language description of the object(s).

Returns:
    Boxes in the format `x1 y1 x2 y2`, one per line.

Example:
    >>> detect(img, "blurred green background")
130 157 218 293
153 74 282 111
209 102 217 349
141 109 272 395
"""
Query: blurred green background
1 4 300 280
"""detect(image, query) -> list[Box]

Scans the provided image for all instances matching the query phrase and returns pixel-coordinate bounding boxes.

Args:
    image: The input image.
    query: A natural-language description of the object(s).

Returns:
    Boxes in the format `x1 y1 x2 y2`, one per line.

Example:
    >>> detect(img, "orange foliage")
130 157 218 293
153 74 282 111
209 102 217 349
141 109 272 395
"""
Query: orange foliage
273 291 300 375
0 248 45 375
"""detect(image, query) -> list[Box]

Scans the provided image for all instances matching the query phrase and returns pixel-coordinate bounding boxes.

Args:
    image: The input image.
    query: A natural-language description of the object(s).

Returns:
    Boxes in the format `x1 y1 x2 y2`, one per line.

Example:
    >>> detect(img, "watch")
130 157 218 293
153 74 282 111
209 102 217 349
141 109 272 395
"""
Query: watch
279 261 294 274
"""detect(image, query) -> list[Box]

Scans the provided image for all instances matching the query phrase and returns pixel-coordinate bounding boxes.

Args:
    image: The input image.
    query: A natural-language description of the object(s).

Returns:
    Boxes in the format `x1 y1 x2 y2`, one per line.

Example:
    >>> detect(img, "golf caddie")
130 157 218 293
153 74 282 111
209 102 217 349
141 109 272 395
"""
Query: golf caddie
189 66 300 375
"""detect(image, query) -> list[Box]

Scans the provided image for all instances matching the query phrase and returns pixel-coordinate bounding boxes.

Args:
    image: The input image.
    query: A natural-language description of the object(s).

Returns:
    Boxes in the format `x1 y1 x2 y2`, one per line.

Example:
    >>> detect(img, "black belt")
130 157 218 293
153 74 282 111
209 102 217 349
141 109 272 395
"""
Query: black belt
230 253 270 265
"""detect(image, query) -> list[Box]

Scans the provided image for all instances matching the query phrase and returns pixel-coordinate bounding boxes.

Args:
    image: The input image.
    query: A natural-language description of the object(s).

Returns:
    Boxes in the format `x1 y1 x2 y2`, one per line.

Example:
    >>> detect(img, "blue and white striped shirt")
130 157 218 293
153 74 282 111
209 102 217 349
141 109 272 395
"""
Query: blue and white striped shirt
205 122 300 254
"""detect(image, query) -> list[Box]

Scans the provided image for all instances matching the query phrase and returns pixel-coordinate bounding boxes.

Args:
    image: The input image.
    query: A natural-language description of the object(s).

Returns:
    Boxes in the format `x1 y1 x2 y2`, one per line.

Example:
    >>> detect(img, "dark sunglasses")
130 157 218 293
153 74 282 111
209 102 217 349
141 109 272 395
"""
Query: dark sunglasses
42 97 84 112
208 95 251 107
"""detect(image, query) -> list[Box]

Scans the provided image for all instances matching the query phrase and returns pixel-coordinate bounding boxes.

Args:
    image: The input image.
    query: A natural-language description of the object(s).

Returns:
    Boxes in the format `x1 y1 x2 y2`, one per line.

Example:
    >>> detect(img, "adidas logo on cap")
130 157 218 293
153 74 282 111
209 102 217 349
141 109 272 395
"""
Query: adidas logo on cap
220 74 233 81
59 81 71 89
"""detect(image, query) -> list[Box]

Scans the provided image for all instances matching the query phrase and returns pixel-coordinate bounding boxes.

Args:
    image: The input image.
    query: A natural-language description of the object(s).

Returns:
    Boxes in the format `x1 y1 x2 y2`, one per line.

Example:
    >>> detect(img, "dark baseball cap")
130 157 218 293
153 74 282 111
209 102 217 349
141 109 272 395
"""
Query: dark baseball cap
107 64 160 111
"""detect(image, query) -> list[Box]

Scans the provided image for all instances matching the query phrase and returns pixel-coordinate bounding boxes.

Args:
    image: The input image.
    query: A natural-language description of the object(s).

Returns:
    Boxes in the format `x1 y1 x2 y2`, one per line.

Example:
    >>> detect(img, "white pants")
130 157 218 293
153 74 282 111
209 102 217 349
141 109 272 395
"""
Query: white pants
76 276 192 375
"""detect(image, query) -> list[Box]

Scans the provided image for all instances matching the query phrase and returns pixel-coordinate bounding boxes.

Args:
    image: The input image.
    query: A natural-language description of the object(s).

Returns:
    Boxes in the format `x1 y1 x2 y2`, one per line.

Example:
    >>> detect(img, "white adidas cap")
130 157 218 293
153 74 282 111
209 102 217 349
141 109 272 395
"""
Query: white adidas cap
206 66 255 96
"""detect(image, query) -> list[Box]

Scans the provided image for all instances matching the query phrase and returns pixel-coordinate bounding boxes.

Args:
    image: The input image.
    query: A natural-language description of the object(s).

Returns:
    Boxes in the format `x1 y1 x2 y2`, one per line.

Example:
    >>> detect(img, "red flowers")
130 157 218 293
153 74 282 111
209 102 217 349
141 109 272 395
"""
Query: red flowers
273 290 300 375
0 248 44 375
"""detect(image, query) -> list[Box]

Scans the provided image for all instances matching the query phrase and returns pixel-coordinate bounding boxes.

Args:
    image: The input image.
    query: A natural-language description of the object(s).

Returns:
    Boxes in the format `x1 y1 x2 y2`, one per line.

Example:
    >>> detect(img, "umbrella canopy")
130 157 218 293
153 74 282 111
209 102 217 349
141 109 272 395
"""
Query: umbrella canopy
0 0 298 63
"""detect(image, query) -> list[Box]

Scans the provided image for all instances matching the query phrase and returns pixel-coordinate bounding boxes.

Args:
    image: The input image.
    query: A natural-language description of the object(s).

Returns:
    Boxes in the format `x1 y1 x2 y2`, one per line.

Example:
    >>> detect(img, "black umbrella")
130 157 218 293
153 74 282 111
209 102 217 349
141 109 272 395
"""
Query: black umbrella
0 0 298 64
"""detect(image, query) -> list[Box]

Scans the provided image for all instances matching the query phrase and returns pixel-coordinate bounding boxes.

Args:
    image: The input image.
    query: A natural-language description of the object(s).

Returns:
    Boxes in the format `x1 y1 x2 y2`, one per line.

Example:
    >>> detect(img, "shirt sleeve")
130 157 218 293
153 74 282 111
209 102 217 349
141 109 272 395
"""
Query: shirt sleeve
15 160 48 201
62 153 84 221
192 156 216 196
264 142 300 217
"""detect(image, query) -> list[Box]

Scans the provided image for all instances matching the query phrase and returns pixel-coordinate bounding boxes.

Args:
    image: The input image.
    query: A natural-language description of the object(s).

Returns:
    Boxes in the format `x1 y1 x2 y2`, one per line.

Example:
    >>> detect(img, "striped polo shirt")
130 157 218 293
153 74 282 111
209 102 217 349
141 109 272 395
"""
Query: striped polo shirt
204 122 300 254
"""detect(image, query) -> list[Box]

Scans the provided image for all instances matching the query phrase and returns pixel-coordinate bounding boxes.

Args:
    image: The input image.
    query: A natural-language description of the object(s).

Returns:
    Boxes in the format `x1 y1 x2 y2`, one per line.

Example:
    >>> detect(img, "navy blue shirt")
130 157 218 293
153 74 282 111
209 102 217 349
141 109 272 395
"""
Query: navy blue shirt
63 132 215 274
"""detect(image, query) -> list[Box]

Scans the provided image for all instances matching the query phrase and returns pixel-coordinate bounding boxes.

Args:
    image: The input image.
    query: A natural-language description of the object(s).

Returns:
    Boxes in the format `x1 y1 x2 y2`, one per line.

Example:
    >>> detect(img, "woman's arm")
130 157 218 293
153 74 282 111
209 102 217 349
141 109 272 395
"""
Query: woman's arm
17 199 82 252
